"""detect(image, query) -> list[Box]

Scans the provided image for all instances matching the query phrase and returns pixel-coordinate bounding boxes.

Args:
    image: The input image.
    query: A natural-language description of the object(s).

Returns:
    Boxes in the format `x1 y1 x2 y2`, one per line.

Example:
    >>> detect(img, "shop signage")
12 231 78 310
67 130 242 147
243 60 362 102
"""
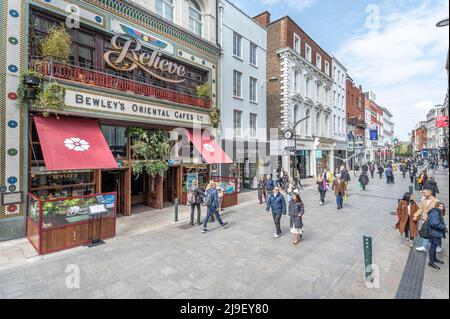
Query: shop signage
315 150 323 159
0 191 23 205
104 34 186 84
369 129 378 141
65 90 211 125
110 20 174 55
436 116 449 128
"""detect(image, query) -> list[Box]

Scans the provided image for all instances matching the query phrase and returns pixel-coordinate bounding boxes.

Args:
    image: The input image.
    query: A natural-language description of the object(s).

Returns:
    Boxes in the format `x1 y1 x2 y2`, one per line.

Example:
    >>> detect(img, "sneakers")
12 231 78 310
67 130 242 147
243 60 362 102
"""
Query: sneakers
202 228 208 233
416 246 427 252
273 233 280 238
408 241 414 248
222 222 229 229
435 259 444 264
437 246 443 253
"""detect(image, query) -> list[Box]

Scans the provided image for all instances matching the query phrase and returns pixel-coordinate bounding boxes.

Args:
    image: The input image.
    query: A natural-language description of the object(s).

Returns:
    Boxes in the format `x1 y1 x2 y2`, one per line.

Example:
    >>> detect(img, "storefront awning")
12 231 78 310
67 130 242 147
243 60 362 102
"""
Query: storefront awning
34 116 118 171
187 130 233 164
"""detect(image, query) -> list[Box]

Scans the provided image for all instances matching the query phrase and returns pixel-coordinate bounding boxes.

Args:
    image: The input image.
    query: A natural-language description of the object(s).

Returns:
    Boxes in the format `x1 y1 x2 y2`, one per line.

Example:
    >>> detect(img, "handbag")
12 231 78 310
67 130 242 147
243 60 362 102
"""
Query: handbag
419 220 431 239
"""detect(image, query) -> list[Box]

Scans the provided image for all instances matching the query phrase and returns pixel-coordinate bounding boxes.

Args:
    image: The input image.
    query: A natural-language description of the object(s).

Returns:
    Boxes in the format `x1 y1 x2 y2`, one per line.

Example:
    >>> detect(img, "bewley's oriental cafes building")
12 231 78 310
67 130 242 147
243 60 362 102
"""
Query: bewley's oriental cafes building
0 0 234 242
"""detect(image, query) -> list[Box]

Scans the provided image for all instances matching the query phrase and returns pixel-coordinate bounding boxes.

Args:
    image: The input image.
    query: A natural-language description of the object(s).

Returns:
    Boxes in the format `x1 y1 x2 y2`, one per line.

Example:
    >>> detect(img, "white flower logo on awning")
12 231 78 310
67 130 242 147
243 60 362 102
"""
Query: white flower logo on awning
203 143 215 152
64 137 90 152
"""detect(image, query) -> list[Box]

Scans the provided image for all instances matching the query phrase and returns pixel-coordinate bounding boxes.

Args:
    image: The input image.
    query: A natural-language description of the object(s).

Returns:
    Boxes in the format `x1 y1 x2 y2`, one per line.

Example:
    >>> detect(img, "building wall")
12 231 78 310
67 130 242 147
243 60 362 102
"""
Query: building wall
219 0 267 143
130 0 217 44
345 78 365 138
331 57 347 146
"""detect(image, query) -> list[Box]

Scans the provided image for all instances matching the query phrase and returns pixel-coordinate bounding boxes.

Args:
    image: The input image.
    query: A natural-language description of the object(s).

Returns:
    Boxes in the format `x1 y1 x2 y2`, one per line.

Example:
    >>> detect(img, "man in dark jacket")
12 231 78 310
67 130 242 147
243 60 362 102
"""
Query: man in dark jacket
378 164 384 178
428 203 447 269
202 182 229 233
409 165 418 184
341 169 351 183
359 171 369 191
385 167 394 184
424 177 440 197
266 187 287 238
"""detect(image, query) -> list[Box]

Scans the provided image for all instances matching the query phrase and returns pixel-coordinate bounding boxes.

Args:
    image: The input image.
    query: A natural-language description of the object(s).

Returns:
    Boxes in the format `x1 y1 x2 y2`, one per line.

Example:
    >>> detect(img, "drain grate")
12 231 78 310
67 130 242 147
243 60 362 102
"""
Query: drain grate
395 238 426 299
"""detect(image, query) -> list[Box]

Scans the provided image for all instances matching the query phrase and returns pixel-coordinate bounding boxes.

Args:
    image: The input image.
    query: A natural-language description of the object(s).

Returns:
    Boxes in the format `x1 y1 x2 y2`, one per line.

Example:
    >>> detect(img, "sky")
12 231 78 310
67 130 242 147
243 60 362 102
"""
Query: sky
229 0 449 141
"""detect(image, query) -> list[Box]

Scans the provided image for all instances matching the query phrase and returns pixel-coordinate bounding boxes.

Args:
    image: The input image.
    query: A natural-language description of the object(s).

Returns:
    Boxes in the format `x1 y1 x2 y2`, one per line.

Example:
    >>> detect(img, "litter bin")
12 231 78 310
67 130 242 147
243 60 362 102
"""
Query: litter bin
414 177 421 191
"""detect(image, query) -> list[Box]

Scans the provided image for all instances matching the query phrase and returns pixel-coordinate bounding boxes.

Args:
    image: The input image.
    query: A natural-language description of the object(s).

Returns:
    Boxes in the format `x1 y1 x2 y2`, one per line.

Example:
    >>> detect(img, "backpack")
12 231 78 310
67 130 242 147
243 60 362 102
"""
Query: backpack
187 190 196 205
204 189 213 206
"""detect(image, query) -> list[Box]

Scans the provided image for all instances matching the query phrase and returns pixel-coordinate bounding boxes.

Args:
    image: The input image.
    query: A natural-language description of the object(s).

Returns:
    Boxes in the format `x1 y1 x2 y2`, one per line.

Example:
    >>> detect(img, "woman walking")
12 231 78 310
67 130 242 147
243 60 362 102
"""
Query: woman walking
289 193 305 245
396 193 419 248
428 202 448 270
187 179 205 225
316 176 327 206
258 175 266 204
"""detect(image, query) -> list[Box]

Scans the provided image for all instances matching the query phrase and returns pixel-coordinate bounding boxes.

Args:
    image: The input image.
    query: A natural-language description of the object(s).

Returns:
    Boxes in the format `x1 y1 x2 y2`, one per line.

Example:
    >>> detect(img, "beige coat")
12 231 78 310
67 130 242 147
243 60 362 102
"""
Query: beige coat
412 196 440 221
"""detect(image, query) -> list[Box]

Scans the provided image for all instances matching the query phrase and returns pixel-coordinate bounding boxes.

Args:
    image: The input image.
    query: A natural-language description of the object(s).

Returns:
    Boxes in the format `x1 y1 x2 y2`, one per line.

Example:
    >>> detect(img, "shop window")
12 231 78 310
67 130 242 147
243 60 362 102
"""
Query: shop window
101 125 127 158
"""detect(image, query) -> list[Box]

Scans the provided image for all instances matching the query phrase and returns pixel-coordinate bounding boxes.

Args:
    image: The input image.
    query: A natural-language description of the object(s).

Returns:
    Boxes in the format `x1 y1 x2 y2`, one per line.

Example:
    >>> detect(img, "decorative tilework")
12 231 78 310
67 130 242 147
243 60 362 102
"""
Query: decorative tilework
7 120 17 128
8 64 18 72
7 148 17 156
8 37 18 45
9 9 19 18
7 92 17 100
8 185 16 192
7 176 17 184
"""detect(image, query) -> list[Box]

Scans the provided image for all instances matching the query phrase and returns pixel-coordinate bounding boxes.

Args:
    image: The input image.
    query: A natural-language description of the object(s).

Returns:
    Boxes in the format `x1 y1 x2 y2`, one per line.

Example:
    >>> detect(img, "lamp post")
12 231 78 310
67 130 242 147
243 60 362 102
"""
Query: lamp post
282 115 310 178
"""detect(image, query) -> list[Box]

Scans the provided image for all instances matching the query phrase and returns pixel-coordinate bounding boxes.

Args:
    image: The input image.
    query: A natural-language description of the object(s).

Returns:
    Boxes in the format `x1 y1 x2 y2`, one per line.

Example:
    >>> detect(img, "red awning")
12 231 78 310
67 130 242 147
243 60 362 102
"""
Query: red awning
186 129 233 164
34 116 118 171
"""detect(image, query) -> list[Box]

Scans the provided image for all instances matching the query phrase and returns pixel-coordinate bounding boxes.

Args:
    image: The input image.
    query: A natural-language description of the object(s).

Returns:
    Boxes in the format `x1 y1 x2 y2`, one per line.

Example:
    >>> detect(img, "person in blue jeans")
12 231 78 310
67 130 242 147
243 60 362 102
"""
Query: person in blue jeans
428 202 448 270
266 186 287 238
202 182 229 233
332 174 347 210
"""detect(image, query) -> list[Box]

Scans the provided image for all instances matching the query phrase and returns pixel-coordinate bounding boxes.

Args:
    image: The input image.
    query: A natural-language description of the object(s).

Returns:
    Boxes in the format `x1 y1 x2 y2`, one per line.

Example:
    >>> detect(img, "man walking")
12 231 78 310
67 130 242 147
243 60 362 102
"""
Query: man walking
332 174 347 210
266 186 287 238
264 175 275 196
359 170 369 191
202 182 229 233
369 163 375 179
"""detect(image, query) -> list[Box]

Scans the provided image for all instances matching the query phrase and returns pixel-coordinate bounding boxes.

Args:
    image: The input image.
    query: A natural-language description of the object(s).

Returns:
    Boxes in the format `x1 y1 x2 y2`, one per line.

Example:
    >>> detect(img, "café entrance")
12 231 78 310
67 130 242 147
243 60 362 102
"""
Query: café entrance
101 169 127 216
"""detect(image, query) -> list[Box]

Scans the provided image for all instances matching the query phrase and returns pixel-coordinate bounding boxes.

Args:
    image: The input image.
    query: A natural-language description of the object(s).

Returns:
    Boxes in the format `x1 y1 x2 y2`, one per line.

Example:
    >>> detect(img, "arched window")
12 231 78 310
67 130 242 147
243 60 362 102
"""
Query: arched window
305 109 310 135
315 112 321 136
155 0 174 21
324 115 329 136
189 0 203 36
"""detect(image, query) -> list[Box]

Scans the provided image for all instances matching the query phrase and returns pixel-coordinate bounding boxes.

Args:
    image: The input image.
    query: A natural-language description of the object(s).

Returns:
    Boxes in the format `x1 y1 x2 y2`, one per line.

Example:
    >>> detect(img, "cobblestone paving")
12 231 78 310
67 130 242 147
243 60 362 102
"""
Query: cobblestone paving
0 169 448 299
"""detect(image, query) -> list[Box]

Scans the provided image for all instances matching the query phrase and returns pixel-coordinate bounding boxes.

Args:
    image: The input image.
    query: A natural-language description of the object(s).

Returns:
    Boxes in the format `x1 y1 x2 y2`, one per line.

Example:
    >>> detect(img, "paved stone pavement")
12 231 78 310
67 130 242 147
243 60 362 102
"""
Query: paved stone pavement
0 169 448 299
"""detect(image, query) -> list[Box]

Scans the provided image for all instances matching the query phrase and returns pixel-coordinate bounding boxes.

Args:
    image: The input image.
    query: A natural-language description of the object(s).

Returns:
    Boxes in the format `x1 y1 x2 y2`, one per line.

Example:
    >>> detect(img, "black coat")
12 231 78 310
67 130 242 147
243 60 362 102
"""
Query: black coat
289 201 304 229
190 187 205 204
359 174 369 185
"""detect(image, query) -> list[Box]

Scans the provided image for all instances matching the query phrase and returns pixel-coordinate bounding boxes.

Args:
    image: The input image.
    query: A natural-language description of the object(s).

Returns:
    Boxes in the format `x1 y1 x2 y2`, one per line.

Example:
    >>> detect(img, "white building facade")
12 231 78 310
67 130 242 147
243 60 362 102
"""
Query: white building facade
382 107 395 160
217 0 267 189
331 57 347 170
130 0 217 43
274 47 334 178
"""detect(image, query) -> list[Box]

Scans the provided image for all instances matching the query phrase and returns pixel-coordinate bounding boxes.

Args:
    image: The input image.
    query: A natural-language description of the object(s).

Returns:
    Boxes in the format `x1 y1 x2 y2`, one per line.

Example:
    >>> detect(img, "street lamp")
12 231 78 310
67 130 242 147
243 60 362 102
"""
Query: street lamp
282 115 310 177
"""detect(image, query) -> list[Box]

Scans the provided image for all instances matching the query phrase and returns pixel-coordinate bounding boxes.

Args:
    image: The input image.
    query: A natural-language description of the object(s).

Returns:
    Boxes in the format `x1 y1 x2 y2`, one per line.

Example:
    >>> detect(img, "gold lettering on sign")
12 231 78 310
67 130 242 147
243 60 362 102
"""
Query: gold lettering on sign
104 34 186 83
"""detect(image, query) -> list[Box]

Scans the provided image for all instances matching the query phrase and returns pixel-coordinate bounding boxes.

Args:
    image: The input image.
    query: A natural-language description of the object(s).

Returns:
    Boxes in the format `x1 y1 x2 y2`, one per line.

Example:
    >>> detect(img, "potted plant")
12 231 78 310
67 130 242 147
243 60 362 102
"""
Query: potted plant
196 83 211 107
210 107 221 128
37 81 66 116
40 25 72 63
17 70 44 106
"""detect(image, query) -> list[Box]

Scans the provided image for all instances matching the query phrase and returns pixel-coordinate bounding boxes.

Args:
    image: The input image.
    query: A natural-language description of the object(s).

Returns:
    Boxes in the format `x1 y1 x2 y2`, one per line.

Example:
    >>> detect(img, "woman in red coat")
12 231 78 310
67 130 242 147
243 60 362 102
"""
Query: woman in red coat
396 192 419 248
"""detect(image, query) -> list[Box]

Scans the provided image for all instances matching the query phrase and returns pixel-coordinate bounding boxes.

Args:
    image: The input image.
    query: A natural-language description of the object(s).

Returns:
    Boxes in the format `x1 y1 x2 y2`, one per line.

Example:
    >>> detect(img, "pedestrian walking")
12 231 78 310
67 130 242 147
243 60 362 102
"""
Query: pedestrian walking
332 174 347 210
369 163 375 179
341 168 351 183
202 182 229 233
187 179 205 226
264 174 275 196
316 175 327 206
427 202 448 270
289 193 305 245
424 176 439 197
385 166 394 184
258 175 266 204
413 189 440 252
396 193 419 248
266 186 287 238
409 165 418 184
378 164 384 179
358 171 369 191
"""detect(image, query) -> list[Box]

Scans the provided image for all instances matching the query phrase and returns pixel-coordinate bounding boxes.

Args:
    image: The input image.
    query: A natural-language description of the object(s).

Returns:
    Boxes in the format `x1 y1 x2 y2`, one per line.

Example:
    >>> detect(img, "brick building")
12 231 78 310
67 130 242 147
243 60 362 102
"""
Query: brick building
254 11 334 178
346 76 366 168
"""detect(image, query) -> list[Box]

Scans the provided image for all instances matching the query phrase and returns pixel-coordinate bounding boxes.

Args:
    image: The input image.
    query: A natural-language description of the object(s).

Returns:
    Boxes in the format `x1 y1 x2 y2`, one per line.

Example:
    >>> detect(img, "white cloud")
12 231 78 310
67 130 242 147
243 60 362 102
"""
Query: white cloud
336 0 449 140
261 0 318 12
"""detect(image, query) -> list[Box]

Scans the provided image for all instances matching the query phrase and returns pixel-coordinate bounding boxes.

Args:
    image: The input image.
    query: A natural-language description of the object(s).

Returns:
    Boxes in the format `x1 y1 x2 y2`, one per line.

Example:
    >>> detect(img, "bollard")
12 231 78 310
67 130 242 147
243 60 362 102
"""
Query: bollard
174 198 179 222
363 236 373 282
